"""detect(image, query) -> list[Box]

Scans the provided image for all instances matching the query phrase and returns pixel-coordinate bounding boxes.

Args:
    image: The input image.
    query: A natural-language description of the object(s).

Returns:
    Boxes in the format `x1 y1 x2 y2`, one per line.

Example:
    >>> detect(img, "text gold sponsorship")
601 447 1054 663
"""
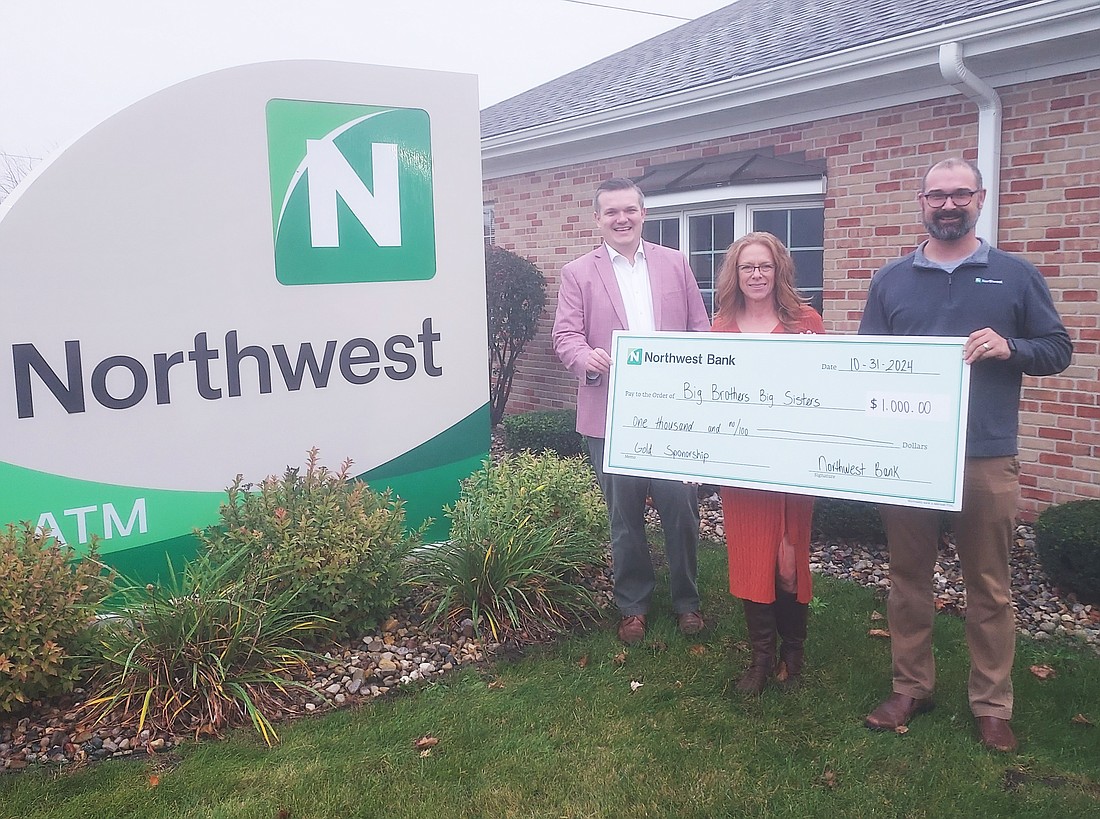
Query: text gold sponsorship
12 318 443 418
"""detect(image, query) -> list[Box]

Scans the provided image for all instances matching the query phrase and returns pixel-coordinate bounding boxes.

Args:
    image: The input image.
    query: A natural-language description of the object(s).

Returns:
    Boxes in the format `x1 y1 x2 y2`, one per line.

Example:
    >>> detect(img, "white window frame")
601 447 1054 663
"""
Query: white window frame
483 204 496 246
643 178 826 314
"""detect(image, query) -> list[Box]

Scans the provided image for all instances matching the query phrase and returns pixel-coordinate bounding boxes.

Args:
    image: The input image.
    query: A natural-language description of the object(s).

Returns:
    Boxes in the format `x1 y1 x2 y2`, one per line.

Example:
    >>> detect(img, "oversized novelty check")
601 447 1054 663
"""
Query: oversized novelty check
604 331 972 510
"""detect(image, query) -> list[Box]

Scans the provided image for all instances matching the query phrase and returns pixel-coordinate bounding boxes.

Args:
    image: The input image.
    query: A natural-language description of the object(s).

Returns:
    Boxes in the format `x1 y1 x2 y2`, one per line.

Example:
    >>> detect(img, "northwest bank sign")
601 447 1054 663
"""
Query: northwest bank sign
0 62 489 579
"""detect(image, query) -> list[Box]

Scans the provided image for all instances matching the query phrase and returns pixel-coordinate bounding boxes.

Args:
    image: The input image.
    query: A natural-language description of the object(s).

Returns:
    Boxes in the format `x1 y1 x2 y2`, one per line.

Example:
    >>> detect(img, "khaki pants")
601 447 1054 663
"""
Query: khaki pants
879 456 1019 719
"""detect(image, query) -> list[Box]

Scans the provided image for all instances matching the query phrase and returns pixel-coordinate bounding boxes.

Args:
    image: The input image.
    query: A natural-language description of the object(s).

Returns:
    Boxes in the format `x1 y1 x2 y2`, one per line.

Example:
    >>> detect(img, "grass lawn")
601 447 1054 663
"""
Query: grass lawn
2 541 1098 818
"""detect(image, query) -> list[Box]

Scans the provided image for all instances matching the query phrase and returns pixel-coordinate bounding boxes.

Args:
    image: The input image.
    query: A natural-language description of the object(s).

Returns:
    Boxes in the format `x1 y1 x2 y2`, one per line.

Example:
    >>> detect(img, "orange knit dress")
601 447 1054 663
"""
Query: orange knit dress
712 305 824 604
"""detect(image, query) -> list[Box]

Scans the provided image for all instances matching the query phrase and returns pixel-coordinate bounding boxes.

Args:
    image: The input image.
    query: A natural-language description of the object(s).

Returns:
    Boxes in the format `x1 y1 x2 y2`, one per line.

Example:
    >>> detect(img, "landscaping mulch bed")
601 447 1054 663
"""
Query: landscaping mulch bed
3 440 1095 774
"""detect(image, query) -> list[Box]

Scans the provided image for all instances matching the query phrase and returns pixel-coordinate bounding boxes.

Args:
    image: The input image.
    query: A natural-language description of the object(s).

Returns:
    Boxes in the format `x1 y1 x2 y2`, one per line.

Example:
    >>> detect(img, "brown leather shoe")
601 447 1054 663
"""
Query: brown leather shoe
977 716 1018 752
864 693 934 731
617 614 646 645
678 611 705 636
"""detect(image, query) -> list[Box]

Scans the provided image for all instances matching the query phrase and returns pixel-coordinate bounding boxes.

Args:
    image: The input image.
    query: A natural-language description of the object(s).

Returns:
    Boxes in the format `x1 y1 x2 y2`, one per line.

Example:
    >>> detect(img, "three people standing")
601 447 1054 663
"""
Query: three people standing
552 159 1071 754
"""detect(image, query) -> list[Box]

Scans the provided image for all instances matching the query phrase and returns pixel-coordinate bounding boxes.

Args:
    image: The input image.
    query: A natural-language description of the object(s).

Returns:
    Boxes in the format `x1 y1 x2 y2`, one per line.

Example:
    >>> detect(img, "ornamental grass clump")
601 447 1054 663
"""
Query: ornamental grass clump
412 452 608 641
86 548 330 746
0 523 114 713
198 448 424 635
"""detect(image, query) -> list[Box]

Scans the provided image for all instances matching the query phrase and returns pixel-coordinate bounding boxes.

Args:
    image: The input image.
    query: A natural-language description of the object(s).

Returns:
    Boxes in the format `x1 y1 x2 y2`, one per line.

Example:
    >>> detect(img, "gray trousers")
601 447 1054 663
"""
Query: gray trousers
587 436 701 617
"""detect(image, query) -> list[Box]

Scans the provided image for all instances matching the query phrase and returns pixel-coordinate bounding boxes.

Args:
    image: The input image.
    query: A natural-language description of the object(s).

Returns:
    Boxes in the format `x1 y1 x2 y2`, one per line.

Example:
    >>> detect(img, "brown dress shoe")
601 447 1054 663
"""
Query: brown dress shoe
618 614 646 645
865 693 934 731
977 716 1018 752
678 611 705 636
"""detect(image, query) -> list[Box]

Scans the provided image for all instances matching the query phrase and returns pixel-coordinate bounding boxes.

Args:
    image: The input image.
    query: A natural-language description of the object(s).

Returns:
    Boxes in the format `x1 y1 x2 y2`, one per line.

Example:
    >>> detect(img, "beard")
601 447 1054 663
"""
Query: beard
924 209 977 241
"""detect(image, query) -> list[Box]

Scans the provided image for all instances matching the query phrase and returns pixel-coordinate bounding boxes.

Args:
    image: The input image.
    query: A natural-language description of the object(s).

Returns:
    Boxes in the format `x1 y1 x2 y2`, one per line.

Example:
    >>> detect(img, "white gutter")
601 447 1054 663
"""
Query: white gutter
938 42 1002 247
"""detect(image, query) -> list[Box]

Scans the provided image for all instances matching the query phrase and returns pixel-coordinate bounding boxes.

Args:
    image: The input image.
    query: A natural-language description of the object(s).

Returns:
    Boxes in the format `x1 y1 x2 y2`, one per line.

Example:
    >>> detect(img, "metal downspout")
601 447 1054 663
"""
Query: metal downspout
939 42 1002 246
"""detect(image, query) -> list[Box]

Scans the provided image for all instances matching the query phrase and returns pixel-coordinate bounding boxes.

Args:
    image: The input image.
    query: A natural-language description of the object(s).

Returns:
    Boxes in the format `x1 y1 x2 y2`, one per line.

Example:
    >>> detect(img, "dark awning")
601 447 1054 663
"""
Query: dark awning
633 149 826 195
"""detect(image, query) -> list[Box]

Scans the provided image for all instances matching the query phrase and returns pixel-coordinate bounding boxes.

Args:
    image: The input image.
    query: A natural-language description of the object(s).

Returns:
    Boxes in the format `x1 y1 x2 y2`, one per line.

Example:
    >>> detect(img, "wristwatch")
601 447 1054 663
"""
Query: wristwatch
1006 338 1017 357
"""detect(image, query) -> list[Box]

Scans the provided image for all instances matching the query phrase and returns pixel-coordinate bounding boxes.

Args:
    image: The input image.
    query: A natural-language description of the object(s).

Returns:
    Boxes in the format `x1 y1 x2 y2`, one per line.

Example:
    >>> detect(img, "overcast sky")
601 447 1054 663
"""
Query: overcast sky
2 0 731 160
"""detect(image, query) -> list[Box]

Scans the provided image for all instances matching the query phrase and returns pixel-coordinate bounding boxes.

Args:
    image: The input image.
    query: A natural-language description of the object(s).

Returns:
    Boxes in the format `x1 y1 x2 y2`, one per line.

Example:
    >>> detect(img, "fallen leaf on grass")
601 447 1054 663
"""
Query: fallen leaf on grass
413 735 439 751
1071 714 1093 726
613 651 627 666
419 749 432 758
868 629 891 639
688 645 707 657
148 774 160 788
870 611 884 622
1029 664 1056 681
276 809 291 819
630 680 644 692
488 679 505 689
577 655 589 668
894 725 909 735
821 769 838 789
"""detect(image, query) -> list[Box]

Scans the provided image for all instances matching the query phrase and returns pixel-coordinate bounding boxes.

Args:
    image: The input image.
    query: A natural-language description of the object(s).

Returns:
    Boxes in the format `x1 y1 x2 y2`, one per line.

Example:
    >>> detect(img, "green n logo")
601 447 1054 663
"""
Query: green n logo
627 348 643 365
266 99 436 285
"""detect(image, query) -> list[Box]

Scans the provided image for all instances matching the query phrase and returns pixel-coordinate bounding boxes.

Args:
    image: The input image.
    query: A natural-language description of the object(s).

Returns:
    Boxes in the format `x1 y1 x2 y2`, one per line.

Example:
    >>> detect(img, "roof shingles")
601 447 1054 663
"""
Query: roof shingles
481 0 1030 138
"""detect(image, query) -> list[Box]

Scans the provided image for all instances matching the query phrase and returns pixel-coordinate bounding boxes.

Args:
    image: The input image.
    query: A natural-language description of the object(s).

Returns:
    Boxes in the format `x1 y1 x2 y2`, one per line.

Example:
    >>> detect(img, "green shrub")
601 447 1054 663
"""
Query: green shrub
412 452 608 641
811 498 886 545
198 449 424 636
87 548 329 745
1035 499 1100 604
0 523 114 713
487 245 546 426
502 409 586 458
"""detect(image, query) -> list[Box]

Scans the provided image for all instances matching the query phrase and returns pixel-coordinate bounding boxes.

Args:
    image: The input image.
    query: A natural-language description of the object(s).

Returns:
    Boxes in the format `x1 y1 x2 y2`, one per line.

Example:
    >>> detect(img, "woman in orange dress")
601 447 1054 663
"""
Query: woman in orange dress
711 232 824 694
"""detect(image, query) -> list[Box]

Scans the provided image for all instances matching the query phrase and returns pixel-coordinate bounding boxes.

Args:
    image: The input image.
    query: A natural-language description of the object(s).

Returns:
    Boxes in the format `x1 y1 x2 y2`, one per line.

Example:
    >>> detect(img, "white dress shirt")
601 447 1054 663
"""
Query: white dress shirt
607 242 655 332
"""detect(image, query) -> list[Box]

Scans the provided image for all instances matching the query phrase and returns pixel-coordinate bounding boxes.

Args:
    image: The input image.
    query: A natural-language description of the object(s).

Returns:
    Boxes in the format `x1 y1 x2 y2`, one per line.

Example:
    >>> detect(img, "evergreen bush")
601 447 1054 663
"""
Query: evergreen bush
1035 499 1100 604
811 498 886 545
501 409 585 458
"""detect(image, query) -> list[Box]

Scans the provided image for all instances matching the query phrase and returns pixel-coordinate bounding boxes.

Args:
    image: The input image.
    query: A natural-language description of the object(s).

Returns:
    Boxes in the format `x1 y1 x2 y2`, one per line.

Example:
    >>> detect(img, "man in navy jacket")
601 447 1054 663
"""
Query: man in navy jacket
859 157 1072 753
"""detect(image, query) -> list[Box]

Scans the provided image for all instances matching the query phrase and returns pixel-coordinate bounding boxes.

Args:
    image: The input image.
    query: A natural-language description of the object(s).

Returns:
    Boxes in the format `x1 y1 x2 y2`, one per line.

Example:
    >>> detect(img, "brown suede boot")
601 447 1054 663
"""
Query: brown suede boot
736 600 777 695
774 591 808 691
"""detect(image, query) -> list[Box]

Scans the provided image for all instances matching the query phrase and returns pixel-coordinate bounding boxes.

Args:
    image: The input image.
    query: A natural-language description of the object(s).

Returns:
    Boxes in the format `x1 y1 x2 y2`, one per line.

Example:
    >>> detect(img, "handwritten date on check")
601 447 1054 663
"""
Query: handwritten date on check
604 331 972 511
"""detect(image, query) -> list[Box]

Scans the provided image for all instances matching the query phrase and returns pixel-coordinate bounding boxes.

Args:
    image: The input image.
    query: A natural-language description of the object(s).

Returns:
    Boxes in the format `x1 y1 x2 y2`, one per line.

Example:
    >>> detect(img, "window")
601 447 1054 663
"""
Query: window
483 204 495 246
753 207 825 313
644 195 824 316
641 216 679 250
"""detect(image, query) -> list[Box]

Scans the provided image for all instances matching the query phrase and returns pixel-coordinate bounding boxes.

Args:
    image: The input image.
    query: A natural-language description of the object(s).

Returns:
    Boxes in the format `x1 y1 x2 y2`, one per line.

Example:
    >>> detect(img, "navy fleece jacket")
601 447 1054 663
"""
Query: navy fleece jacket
859 241 1072 457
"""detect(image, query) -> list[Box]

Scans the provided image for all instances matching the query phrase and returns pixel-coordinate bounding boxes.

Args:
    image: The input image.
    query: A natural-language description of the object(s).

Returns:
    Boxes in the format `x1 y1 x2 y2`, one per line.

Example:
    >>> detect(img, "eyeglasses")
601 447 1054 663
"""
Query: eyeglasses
920 189 981 208
736 263 775 275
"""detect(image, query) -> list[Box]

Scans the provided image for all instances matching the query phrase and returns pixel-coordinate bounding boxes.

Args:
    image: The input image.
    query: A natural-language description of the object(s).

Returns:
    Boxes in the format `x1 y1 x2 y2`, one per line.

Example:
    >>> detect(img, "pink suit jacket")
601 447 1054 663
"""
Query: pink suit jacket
552 241 711 437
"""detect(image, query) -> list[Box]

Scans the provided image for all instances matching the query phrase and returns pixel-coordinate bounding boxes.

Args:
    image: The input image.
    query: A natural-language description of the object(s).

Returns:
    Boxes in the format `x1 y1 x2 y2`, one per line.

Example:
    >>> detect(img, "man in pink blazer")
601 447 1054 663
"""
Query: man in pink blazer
553 178 711 645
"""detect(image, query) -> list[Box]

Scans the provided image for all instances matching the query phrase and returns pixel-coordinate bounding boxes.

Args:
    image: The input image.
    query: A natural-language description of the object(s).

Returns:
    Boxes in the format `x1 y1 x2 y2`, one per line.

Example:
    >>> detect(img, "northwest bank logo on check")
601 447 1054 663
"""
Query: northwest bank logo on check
626 348 737 366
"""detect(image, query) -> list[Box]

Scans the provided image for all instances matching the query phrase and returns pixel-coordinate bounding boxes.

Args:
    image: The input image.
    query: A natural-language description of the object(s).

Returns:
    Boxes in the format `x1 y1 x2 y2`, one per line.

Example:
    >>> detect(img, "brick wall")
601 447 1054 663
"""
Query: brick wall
483 69 1100 519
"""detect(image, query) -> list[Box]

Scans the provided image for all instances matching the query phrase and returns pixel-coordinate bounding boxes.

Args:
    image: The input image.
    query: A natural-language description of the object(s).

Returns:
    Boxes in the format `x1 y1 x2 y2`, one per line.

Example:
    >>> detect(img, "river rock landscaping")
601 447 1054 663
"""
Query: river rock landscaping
2 492 1096 774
